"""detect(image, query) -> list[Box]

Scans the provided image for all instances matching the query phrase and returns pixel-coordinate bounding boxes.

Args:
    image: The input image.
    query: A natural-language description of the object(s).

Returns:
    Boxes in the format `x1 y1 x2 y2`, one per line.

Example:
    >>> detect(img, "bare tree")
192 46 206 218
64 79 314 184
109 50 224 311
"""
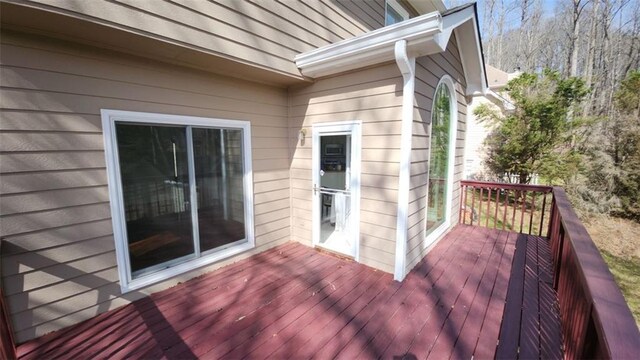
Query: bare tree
566 0 591 77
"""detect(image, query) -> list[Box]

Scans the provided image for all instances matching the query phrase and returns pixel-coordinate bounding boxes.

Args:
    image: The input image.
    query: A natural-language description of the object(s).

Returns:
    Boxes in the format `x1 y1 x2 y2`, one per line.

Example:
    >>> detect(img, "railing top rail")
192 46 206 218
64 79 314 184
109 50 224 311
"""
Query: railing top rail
460 180 553 193
552 187 640 358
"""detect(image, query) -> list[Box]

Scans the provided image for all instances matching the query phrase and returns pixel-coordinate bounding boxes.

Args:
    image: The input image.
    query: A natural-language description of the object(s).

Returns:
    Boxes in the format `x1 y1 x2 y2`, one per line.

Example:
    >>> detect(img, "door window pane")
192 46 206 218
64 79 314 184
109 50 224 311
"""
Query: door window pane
116 123 194 276
192 128 245 253
318 134 353 256
426 84 452 236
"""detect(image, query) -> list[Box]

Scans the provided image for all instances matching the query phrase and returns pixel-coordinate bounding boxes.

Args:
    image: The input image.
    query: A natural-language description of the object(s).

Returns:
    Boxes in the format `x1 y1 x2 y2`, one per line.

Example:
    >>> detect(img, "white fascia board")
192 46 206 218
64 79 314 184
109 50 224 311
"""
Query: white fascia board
485 89 516 111
435 6 474 50
295 12 442 78
468 16 488 95
438 6 487 96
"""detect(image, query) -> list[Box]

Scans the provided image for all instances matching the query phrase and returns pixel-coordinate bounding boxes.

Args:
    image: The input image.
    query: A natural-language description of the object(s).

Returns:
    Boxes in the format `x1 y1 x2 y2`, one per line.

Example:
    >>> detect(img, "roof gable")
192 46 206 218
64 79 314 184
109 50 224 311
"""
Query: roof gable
295 2 487 96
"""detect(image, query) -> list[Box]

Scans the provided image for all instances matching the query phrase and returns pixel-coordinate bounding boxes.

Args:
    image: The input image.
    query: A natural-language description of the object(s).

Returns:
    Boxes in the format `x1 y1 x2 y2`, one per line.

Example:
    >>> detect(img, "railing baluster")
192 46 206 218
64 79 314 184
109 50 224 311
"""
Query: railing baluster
458 180 557 237
459 184 465 224
465 185 469 224
478 187 483 227
485 187 491 227
529 191 536 235
470 185 476 226
502 188 509 230
511 191 517 232
539 192 547 237
519 190 526 233
494 187 500 229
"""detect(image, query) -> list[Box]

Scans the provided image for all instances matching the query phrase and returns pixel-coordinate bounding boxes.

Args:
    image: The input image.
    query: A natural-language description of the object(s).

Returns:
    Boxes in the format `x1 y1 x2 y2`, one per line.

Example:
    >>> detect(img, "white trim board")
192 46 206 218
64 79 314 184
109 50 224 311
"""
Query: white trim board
311 121 362 262
101 109 255 293
424 75 458 249
385 0 410 25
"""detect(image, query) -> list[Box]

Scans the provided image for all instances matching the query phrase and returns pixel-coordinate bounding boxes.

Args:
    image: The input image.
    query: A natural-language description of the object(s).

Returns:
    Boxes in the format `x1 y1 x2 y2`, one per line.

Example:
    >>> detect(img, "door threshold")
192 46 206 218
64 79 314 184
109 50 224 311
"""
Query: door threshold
314 245 354 261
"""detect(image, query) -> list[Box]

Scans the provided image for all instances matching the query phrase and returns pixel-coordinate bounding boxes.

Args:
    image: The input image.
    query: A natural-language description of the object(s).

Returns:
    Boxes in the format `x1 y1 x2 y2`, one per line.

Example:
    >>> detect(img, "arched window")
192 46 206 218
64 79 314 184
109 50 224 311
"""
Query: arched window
425 77 457 244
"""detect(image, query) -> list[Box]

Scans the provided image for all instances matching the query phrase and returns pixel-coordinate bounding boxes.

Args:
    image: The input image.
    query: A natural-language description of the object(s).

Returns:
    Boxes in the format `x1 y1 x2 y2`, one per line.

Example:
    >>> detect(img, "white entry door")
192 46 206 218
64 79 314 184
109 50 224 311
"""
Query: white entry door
312 122 361 259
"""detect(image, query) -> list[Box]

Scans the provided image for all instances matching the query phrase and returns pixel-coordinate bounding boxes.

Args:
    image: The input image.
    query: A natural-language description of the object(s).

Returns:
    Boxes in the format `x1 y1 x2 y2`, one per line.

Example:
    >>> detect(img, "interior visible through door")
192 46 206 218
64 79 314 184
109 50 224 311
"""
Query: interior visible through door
317 134 353 256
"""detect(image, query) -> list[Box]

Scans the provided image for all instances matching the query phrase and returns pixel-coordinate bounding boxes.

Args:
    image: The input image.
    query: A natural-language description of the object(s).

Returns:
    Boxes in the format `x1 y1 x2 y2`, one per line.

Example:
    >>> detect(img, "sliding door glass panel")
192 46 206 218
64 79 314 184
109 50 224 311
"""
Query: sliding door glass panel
426 84 452 236
192 128 246 253
115 123 195 275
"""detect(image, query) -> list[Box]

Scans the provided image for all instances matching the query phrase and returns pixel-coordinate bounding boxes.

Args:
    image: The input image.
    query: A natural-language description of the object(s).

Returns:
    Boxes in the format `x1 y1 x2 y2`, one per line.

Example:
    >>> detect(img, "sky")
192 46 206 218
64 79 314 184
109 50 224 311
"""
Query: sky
445 0 559 35
453 0 640 39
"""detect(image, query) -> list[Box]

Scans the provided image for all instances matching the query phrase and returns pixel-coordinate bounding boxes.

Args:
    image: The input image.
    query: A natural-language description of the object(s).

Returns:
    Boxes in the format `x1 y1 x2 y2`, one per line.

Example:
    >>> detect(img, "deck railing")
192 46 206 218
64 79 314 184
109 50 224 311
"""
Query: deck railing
460 180 640 359
549 187 640 359
459 180 553 236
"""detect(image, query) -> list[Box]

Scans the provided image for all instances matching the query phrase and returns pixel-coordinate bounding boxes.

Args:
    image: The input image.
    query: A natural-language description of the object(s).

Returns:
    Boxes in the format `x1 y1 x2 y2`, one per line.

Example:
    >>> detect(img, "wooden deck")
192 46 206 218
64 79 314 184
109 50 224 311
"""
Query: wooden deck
16 225 562 359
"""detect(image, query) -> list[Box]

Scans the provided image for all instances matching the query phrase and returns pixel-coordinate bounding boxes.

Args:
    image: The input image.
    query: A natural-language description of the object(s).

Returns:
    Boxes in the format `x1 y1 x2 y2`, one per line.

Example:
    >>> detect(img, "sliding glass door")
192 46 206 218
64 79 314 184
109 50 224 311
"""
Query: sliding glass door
116 124 247 278
103 110 254 291
116 124 195 275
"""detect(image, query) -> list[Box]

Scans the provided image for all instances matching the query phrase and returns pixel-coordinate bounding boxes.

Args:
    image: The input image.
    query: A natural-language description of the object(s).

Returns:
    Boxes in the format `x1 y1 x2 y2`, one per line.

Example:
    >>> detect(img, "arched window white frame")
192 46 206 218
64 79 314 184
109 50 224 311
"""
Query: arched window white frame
424 75 458 248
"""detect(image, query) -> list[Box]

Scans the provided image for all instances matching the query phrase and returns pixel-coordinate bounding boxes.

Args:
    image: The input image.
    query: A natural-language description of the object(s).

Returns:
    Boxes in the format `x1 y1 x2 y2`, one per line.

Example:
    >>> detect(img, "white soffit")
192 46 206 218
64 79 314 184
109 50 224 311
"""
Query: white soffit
408 0 447 13
295 4 487 96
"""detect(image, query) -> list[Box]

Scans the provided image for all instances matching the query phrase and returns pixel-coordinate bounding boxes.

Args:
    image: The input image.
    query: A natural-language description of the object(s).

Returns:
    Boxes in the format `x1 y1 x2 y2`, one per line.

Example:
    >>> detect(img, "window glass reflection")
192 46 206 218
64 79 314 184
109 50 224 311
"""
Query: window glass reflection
116 123 194 275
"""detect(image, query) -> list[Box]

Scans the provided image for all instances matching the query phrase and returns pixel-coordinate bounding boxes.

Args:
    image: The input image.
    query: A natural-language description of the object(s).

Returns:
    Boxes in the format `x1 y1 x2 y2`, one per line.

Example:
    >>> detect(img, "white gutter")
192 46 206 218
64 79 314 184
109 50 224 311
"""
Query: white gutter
295 12 442 78
295 6 486 96
393 40 415 281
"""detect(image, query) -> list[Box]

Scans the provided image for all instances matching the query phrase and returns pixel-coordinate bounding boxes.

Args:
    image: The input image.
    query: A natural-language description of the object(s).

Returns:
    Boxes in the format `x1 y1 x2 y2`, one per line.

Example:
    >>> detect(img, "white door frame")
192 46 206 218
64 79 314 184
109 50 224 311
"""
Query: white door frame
312 121 362 260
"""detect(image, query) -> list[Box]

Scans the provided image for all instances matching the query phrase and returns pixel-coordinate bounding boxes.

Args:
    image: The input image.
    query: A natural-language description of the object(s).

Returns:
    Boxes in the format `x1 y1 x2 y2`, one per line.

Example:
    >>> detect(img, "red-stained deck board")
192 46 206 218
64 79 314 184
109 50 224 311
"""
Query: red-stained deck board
16 225 563 360
169 252 358 359
517 233 542 359
362 226 484 359
262 266 389 359
18 241 304 359
495 234 564 360
218 258 372 359
403 226 492 359
91 243 319 359
495 233 528 359
450 229 511 359
426 227 507 359
335 225 473 360
467 231 518 359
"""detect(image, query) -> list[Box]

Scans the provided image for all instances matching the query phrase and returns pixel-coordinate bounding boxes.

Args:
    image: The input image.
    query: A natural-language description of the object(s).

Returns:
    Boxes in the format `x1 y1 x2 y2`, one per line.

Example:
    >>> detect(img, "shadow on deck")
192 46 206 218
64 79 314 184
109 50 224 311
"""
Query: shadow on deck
16 225 562 359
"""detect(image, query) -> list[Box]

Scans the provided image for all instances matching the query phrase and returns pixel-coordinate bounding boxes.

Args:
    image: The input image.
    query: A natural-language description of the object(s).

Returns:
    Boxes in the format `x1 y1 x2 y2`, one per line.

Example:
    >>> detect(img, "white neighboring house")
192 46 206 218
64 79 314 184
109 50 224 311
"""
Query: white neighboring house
464 65 519 180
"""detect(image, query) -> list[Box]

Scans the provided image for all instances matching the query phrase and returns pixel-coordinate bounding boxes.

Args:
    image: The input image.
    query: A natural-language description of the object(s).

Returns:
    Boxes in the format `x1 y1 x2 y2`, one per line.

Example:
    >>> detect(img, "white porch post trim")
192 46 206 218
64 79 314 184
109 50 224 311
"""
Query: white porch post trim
394 40 416 281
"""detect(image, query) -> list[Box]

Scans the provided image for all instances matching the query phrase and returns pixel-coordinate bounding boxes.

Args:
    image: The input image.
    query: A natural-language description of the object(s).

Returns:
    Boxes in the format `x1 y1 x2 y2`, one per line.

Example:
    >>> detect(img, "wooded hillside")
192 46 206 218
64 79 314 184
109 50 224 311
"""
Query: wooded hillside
454 0 640 218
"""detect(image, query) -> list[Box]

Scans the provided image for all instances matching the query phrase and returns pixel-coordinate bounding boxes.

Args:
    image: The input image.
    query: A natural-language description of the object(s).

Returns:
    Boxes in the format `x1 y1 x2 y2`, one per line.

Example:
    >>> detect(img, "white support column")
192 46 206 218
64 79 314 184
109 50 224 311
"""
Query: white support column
394 40 416 281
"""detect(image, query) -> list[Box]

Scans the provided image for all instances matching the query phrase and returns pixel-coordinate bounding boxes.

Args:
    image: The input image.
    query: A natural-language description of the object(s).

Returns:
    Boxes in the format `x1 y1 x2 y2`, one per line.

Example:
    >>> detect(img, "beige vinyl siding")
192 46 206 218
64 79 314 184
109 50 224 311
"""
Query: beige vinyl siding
405 35 468 273
0 31 291 343
12 0 386 79
289 63 403 274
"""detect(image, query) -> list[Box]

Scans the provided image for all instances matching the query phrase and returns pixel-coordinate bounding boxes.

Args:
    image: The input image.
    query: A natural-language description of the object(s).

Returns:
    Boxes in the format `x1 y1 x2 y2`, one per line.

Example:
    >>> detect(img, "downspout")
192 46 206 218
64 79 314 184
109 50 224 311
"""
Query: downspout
394 40 416 281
